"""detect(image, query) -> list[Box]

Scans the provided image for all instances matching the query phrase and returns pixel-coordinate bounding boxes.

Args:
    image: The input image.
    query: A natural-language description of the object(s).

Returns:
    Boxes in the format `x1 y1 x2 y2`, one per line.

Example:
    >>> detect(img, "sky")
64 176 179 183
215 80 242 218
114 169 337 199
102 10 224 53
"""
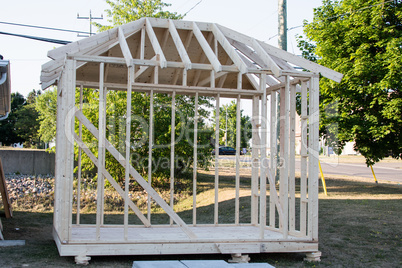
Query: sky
1 0 323 98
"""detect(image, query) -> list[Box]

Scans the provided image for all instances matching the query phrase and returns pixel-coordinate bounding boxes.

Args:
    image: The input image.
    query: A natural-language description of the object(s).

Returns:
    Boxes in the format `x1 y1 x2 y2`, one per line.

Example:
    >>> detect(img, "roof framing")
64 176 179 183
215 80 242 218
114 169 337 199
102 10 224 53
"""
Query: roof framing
40 17 343 91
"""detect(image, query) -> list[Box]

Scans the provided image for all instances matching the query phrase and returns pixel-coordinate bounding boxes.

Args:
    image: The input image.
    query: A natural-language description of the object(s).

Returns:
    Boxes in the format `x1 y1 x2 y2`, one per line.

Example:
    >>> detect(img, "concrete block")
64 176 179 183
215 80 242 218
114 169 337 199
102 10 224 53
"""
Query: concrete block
0 240 25 247
230 263 275 267
133 260 186 268
181 260 231 267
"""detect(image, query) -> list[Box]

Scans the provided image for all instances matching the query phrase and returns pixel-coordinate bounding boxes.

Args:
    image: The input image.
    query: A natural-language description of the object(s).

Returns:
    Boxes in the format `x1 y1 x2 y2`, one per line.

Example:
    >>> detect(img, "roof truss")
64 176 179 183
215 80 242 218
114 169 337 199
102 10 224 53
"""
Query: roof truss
41 17 343 91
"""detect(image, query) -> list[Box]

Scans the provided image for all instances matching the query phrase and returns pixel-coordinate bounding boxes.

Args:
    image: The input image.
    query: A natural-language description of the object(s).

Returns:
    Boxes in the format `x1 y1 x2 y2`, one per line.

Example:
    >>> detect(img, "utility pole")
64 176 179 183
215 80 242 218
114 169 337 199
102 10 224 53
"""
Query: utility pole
77 10 103 37
276 0 287 182
278 0 287 51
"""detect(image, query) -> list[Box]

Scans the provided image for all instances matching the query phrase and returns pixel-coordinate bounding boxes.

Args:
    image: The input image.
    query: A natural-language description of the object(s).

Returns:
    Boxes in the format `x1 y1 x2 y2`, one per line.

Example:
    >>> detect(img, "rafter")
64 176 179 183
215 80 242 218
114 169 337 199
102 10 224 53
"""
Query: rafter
212 24 247 74
145 18 167 68
192 22 222 73
252 38 282 77
118 27 133 67
169 20 192 70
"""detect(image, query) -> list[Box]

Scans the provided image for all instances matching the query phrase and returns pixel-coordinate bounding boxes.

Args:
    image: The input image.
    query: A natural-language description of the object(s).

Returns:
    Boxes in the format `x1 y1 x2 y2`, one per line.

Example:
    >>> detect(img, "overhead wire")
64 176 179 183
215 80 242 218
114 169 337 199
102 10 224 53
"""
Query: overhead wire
0 20 90 35
0 31 71 45
183 0 203 17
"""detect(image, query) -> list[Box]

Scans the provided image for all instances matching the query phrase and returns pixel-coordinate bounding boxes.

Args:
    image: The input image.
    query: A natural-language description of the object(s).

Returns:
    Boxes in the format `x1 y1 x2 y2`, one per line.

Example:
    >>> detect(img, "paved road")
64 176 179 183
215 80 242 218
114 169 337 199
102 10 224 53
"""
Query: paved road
296 159 402 183
218 155 402 183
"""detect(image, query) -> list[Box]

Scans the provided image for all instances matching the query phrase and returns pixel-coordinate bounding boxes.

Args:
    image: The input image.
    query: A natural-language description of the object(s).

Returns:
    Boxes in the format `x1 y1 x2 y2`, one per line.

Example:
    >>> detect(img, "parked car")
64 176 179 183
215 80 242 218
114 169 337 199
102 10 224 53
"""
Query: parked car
212 146 236 155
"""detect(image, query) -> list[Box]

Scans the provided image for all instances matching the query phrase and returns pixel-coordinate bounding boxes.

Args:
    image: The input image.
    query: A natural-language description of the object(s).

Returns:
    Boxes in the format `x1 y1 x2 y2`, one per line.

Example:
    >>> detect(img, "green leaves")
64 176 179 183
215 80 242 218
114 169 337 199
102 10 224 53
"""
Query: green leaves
299 0 402 164
94 0 183 32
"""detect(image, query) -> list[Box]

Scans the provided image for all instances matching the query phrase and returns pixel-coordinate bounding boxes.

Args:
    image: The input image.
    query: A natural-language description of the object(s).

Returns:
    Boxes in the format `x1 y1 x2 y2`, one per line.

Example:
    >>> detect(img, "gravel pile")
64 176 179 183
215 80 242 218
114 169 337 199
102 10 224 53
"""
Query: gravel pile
4 174 54 202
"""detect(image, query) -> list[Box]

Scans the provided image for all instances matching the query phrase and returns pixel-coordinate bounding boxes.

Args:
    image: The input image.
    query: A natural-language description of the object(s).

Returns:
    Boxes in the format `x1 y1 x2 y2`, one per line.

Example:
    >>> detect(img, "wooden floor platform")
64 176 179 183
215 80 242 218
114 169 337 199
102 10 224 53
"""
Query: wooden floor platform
69 225 307 243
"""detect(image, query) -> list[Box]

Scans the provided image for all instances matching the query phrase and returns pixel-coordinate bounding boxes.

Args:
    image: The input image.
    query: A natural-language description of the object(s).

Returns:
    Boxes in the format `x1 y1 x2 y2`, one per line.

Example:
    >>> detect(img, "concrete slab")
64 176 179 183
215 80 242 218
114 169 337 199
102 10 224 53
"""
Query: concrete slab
181 260 231 267
133 260 186 268
230 263 275 268
133 260 275 268
0 240 25 247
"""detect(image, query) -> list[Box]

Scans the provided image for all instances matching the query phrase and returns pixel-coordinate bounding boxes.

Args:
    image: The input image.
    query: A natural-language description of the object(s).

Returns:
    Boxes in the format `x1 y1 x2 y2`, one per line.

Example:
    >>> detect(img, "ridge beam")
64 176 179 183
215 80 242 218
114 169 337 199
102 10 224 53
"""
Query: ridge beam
169 20 192 70
145 18 167 68
192 22 222 73
212 24 248 74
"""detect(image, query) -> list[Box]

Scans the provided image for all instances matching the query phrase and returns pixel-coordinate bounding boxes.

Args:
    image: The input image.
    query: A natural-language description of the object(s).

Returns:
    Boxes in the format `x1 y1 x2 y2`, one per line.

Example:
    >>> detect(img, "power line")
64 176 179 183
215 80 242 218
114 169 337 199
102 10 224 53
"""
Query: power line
183 0 203 17
0 31 71 45
0 20 90 35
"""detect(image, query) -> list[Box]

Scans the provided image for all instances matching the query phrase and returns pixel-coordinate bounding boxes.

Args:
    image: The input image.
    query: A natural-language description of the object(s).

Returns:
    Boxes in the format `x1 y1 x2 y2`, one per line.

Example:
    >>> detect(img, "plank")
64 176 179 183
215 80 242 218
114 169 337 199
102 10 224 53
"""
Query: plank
76 85 84 225
218 24 343 83
212 24 247 74
309 76 320 241
118 27 133 67
214 95 220 225
96 62 106 240
269 91 277 228
250 95 259 225
75 110 196 239
145 18 167 68
251 39 282 77
148 90 154 221
279 76 290 239
289 84 296 232
258 41 343 83
168 20 192 70
124 66 133 239
193 92 198 226
170 92 176 226
235 95 241 225
0 158 12 218
192 22 222 73
300 81 308 236
259 74 268 238
64 59 76 242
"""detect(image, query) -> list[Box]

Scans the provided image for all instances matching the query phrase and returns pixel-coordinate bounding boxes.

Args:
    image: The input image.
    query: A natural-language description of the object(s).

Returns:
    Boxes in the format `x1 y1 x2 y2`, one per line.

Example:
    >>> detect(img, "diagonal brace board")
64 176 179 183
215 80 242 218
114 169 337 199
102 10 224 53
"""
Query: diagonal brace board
74 109 197 239
212 24 247 74
73 133 151 228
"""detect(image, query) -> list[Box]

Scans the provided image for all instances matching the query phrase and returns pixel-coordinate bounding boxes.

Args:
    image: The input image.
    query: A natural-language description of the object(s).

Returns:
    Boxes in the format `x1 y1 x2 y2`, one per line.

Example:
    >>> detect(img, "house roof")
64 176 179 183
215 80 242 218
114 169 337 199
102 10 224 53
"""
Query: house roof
0 59 11 116
40 17 342 91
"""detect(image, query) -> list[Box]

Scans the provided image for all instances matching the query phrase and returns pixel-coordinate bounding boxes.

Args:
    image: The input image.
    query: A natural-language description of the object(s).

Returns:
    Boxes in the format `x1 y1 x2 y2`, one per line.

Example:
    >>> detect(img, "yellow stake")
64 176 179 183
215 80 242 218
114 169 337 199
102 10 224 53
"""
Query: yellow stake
370 165 378 184
319 161 328 196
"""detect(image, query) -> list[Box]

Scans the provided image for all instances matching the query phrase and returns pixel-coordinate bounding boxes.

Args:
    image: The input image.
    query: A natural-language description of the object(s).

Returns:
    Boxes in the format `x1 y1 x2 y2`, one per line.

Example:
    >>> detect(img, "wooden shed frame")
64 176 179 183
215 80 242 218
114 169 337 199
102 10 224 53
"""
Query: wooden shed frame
41 18 342 264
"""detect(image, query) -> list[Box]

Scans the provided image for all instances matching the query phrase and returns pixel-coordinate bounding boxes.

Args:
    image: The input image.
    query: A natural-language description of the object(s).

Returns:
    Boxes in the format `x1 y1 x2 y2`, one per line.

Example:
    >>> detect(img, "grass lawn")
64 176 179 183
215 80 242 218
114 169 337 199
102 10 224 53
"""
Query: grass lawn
0 167 401 267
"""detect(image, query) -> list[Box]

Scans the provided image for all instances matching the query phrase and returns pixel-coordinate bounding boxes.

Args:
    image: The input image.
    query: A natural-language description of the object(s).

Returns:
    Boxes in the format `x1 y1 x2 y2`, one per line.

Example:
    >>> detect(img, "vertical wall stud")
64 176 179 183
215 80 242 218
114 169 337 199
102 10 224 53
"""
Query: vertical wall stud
214 94 220 225
148 90 154 222
193 92 199 226
170 91 176 226
235 94 241 225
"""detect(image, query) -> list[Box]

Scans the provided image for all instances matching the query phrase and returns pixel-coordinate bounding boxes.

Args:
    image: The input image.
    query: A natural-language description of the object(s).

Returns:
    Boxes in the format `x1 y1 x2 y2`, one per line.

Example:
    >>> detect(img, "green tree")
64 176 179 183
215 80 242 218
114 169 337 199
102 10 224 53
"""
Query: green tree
36 88 57 144
298 0 402 165
214 100 252 150
0 92 25 145
14 90 42 148
0 90 43 148
94 0 183 31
